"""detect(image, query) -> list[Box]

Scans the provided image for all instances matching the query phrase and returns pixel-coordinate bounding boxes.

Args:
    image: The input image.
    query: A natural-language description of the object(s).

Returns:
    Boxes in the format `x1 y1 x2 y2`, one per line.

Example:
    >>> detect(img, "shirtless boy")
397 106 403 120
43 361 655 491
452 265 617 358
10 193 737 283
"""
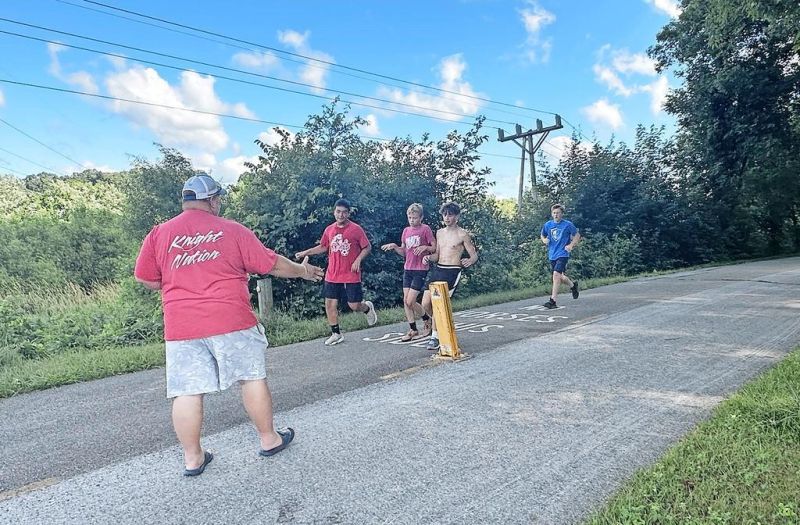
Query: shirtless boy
420 201 479 351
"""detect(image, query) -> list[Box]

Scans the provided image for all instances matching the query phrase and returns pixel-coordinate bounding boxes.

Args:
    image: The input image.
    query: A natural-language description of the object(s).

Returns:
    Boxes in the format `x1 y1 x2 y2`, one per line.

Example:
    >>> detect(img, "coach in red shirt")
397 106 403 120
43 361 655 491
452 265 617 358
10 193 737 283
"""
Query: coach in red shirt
134 173 324 476
295 198 378 346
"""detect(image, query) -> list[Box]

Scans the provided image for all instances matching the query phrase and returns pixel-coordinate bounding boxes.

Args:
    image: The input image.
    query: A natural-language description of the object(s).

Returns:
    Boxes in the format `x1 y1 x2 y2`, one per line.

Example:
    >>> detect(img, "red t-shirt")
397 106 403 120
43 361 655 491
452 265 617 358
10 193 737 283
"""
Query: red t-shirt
134 209 277 341
401 224 435 270
320 221 370 283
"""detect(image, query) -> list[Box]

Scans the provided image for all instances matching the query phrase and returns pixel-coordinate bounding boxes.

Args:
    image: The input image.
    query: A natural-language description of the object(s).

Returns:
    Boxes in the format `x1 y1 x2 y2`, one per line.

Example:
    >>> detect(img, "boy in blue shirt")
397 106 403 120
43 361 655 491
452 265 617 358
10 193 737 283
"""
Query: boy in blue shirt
540 204 581 309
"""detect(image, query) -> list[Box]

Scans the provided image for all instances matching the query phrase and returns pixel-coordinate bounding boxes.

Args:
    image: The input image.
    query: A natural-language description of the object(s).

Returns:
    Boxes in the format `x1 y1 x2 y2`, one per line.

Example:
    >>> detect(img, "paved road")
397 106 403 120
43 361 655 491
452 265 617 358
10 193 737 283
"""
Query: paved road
1 258 799 523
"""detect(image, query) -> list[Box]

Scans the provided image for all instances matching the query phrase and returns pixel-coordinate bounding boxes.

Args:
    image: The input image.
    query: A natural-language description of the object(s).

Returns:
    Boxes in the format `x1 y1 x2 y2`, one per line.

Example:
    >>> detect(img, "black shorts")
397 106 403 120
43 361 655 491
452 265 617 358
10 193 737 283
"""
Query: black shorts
426 264 462 297
403 270 428 292
323 281 364 303
550 257 569 274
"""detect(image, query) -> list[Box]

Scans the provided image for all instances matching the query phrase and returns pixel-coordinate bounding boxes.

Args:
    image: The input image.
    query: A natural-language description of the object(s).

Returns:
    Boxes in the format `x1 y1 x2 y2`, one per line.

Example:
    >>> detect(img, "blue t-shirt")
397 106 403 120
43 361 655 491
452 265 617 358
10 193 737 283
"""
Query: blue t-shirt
541 219 578 260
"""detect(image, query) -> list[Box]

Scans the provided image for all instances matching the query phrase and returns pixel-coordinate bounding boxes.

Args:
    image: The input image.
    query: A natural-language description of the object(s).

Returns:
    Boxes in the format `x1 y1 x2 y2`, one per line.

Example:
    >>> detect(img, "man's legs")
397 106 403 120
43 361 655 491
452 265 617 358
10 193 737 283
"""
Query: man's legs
172 394 205 469
240 378 282 451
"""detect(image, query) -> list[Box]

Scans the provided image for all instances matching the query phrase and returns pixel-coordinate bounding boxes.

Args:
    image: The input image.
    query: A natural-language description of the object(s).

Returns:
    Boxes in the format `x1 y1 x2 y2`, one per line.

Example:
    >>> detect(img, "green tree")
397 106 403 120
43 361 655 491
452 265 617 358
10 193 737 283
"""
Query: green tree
650 0 800 255
122 145 193 240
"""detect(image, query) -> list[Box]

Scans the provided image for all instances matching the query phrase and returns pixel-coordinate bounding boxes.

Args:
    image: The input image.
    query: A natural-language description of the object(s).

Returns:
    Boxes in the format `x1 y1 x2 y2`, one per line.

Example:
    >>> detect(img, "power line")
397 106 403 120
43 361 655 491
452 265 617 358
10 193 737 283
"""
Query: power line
0 116 87 169
73 0 561 117
0 20 515 128
0 145 66 175
0 78 305 129
1 77 563 168
54 0 474 109
0 160 29 177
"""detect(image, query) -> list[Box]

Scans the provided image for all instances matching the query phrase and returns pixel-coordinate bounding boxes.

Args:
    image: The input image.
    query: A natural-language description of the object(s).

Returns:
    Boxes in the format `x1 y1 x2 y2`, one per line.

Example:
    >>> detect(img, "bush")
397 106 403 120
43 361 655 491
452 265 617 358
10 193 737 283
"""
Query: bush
0 280 163 364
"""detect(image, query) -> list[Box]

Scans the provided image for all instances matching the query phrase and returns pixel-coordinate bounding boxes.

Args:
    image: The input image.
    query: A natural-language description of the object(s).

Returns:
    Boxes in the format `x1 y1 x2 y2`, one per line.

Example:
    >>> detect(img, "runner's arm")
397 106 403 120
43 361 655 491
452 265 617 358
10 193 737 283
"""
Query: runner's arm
565 232 581 252
295 244 327 260
270 255 324 281
460 231 479 268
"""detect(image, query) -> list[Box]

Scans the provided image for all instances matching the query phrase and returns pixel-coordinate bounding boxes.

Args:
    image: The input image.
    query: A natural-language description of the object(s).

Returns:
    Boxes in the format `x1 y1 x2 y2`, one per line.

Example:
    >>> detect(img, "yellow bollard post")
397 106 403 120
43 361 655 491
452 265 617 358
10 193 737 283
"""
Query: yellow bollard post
429 281 461 359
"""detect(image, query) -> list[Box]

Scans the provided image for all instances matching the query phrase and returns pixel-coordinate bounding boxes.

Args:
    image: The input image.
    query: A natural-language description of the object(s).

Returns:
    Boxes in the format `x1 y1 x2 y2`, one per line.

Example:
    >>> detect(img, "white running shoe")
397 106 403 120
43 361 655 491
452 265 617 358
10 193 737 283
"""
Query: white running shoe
324 333 344 346
364 300 378 326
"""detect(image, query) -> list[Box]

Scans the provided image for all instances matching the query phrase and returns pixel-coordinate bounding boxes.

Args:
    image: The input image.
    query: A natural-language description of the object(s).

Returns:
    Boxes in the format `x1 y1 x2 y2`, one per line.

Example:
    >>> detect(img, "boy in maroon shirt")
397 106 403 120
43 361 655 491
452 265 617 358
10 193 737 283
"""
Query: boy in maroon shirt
296 199 377 345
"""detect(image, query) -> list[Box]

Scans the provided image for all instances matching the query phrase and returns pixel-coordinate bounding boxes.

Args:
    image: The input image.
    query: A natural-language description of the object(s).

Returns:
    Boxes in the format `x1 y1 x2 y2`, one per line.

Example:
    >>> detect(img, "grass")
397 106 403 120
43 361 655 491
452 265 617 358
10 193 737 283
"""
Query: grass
585 348 800 525
0 275 627 398
0 343 164 398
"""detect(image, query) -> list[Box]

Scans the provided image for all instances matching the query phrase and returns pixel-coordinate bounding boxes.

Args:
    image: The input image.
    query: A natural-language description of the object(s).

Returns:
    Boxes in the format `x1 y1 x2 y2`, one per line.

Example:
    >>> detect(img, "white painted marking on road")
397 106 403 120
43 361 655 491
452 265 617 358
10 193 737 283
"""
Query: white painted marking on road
0 478 59 502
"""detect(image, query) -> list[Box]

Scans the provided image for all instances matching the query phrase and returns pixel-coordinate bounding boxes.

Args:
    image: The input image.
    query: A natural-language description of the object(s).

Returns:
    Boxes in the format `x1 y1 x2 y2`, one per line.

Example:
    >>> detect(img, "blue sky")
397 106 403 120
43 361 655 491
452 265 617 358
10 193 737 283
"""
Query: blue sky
0 0 680 198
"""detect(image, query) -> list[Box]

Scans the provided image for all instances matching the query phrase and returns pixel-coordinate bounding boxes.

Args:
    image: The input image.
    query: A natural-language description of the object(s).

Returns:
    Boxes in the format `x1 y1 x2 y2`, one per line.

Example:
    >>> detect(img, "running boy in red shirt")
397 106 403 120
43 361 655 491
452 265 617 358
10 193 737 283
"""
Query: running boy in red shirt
296 199 377 345
381 203 436 341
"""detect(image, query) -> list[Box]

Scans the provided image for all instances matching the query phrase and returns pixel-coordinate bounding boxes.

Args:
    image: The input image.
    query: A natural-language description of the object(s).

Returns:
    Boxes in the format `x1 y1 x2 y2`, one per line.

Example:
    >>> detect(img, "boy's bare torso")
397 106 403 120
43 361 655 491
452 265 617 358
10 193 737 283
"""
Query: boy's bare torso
437 227 468 266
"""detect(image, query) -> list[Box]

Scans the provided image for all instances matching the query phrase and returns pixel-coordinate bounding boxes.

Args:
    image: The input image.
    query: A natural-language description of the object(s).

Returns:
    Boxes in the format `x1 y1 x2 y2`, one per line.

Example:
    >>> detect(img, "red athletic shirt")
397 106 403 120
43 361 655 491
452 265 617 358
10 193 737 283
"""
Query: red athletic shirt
401 224 435 270
134 209 277 341
320 221 370 283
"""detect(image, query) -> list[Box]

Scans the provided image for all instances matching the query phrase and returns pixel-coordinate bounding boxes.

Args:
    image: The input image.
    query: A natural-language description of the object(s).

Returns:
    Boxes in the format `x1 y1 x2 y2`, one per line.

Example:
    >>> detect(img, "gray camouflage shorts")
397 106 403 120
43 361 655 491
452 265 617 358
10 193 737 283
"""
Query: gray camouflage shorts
164 325 268 398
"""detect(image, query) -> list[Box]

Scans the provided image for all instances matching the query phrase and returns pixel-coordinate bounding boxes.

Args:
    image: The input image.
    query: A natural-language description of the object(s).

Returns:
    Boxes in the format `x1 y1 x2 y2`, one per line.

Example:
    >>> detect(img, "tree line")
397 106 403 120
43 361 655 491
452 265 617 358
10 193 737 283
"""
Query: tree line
1 0 797 364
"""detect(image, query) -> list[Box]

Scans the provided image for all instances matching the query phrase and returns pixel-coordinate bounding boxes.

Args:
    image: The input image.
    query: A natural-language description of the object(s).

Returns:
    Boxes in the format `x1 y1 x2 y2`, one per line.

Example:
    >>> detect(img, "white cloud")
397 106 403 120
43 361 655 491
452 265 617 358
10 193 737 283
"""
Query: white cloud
106 55 127 70
593 65 635 96
232 50 280 72
64 160 116 173
278 30 308 49
593 47 662 110
611 50 657 76
518 1 556 64
640 76 669 115
104 67 254 153
258 127 294 146
540 136 593 161
212 155 258 184
646 0 681 18
278 30 334 92
582 99 623 130
377 54 484 120
361 114 380 136
47 43 99 94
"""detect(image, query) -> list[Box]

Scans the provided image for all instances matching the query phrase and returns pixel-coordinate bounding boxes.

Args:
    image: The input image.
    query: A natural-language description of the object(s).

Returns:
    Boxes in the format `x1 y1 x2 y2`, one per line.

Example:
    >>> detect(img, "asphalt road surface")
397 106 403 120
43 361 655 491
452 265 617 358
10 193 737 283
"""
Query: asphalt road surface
1 257 799 524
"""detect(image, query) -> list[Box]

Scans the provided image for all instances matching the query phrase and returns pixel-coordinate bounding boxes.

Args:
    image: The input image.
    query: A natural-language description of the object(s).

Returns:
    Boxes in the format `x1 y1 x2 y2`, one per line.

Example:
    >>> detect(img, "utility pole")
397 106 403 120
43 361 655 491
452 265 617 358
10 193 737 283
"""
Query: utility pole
498 115 563 210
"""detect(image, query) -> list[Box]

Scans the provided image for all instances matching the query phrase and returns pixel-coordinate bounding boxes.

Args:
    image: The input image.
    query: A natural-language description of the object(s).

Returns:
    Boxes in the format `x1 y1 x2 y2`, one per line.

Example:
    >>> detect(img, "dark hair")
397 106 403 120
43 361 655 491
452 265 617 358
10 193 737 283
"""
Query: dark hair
334 198 352 210
439 201 461 216
551 203 565 212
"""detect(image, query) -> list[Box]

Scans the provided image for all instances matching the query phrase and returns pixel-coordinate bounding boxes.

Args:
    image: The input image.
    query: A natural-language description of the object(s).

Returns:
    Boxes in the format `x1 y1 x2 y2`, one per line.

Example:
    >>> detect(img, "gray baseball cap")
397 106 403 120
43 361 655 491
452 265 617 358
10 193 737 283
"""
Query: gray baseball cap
182 173 227 201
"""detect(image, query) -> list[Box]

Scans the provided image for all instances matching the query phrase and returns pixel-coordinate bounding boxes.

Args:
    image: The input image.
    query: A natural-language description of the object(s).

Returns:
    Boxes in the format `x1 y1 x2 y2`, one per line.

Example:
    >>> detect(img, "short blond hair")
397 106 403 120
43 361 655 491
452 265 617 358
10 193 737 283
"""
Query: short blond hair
407 203 423 215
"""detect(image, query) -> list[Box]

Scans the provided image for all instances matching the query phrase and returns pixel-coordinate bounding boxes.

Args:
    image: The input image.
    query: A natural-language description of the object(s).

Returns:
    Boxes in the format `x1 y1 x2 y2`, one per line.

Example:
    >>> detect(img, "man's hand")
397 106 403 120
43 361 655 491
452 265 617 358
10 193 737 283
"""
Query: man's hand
413 245 428 256
541 237 550 245
565 244 573 253
351 259 362 273
381 243 397 251
300 256 324 282
460 258 474 268
294 251 305 261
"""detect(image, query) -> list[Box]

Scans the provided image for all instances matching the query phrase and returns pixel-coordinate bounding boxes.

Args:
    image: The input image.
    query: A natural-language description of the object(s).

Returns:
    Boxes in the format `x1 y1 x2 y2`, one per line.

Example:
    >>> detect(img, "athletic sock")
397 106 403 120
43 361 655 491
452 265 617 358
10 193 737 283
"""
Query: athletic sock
410 322 418 331
431 330 438 339
331 324 341 334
